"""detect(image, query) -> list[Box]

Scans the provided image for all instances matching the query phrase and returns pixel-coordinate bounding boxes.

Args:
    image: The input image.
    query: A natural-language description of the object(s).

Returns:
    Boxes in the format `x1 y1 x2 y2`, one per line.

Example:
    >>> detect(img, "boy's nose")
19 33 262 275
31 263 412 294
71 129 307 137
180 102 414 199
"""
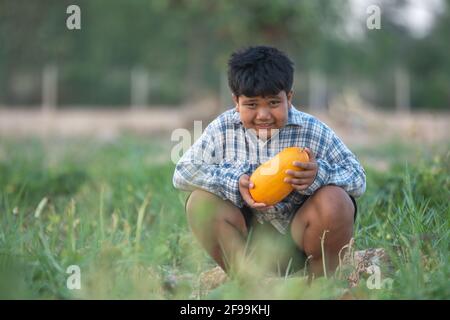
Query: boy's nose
256 108 272 120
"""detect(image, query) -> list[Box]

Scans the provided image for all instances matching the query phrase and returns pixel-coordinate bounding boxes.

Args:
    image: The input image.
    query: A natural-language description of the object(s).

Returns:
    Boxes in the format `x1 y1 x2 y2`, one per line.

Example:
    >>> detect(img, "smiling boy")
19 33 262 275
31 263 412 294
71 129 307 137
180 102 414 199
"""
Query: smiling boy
173 46 366 278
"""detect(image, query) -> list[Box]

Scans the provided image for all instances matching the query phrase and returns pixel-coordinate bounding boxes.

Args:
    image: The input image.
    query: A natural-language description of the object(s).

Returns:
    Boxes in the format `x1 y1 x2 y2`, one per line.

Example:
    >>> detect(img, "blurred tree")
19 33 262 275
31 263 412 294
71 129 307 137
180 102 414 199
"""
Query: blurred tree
0 0 448 109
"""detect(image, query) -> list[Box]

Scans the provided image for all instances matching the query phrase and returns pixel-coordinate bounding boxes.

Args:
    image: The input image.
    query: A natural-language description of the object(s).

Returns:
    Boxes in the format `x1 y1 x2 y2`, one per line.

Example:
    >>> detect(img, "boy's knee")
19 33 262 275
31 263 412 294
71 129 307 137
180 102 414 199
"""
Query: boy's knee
309 186 354 228
186 189 220 212
185 189 247 234
186 189 220 223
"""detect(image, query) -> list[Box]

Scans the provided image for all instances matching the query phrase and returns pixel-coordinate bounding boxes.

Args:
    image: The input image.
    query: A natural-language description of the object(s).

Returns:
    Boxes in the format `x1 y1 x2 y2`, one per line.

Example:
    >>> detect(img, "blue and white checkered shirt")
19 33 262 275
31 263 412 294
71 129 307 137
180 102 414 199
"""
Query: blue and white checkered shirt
173 106 366 234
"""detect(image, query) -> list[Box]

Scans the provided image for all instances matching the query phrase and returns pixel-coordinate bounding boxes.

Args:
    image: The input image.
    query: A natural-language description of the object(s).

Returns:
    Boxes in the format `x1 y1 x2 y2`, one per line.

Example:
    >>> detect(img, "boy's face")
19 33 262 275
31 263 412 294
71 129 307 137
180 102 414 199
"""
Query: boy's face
233 90 293 138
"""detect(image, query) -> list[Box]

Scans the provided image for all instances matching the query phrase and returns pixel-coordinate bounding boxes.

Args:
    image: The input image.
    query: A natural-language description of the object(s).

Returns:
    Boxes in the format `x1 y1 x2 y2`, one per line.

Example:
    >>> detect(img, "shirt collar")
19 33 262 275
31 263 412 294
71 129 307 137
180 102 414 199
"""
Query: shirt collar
231 104 303 127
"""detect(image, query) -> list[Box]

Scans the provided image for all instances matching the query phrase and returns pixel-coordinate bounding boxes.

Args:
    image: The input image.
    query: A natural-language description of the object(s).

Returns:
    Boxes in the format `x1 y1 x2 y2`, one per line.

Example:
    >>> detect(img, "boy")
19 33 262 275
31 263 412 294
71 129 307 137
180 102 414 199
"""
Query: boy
173 46 366 278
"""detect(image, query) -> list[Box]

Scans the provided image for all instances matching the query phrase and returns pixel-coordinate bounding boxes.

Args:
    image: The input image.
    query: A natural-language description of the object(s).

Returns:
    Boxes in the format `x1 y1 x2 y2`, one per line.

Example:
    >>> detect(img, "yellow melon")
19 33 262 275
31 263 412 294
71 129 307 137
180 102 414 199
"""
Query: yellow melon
249 147 309 206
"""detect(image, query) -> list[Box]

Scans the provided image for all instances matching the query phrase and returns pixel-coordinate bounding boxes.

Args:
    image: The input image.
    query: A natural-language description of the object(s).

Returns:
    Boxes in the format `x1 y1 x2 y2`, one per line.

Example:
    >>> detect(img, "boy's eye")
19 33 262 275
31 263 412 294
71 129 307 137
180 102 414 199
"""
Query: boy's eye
244 103 257 108
269 101 280 107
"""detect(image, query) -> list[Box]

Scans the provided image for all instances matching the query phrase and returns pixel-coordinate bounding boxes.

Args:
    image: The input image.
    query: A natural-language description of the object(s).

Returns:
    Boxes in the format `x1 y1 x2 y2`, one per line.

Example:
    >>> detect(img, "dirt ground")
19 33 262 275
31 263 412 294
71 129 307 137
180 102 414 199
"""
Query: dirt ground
1 101 448 148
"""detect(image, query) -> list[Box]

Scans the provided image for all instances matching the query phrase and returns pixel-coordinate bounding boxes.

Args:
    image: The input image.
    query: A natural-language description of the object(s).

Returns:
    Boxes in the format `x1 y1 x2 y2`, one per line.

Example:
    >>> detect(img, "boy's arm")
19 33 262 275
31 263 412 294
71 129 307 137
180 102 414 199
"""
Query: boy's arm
299 134 366 198
172 123 248 208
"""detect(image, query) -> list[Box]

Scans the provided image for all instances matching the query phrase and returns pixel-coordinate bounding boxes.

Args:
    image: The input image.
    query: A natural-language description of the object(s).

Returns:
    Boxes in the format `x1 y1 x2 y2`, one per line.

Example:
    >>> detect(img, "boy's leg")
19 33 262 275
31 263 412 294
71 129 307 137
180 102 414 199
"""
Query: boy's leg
186 189 248 272
290 185 355 278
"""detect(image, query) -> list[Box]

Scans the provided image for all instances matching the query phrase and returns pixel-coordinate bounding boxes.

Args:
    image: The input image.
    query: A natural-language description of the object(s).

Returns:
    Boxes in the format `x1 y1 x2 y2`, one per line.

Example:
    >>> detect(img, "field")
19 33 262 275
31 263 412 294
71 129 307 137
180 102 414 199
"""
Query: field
0 134 449 299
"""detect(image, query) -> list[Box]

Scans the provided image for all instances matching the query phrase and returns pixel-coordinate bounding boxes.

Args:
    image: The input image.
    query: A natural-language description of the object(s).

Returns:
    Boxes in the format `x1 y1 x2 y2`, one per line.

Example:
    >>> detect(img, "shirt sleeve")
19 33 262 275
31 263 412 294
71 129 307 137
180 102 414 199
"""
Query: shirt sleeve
299 132 366 198
172 122 249 208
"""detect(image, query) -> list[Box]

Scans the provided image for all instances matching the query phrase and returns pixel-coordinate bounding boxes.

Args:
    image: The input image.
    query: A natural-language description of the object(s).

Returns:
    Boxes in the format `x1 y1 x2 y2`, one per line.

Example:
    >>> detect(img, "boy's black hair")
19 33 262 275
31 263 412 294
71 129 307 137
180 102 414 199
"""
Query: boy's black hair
227 45 294 98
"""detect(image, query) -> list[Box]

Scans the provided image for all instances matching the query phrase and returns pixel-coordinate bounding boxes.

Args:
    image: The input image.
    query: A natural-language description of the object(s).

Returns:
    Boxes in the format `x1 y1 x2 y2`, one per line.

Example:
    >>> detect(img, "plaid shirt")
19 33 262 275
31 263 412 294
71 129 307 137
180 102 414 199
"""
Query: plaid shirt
173 106 366 234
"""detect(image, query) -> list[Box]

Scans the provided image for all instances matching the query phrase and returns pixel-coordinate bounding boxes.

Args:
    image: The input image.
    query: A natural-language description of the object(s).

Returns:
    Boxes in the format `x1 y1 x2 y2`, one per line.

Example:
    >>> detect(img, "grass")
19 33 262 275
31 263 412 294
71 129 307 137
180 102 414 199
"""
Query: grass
0 134 448 299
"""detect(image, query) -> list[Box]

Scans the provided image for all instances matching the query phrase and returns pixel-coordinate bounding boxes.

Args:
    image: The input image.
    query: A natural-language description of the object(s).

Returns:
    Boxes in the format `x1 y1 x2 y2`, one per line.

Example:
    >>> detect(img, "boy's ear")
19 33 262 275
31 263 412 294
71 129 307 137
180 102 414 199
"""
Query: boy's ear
287 90 294 104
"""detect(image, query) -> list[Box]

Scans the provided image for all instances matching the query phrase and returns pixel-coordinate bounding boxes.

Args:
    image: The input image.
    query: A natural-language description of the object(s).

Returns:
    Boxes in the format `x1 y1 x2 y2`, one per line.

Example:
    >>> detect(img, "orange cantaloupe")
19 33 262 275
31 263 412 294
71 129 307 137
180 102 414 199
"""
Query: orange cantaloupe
249 147 309 206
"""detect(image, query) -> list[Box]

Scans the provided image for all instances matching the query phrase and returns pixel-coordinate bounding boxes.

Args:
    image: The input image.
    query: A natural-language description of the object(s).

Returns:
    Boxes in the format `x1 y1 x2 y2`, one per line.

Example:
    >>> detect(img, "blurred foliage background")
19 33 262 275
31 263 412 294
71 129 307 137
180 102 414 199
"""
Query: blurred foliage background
0 0 449 110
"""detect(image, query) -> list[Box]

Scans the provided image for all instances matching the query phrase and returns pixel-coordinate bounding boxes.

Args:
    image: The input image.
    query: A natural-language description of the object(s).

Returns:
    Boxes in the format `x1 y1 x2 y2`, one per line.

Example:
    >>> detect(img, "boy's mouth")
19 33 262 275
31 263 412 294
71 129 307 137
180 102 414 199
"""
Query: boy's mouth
254 122 275 129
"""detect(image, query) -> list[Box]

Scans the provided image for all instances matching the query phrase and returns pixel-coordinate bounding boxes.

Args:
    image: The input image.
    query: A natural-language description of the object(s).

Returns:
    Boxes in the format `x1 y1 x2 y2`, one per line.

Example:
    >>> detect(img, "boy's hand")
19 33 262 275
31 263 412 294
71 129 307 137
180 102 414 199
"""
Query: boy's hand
239 174 274 211
284 148 318 191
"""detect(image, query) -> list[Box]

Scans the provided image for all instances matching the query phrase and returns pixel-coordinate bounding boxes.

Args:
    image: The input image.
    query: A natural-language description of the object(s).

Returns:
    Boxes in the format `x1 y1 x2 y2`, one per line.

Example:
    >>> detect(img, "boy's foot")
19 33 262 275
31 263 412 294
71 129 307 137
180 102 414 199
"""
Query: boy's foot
198 266 229 293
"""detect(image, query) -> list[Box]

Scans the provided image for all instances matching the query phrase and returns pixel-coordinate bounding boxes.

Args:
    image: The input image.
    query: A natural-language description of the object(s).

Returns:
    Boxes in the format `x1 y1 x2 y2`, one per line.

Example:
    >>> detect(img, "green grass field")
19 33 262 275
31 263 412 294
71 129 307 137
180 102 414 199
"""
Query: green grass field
0 135 448 299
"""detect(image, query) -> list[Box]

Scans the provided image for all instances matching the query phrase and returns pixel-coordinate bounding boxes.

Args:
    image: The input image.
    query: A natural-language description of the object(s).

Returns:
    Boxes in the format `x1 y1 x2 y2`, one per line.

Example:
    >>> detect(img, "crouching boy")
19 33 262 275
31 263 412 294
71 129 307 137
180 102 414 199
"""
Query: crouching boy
173 46 366 278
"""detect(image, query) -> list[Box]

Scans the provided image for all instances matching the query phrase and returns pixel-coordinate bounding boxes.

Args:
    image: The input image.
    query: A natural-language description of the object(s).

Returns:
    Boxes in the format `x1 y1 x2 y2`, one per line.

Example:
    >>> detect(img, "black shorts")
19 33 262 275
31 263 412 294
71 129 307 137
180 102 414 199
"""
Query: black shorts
241 194 358 232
